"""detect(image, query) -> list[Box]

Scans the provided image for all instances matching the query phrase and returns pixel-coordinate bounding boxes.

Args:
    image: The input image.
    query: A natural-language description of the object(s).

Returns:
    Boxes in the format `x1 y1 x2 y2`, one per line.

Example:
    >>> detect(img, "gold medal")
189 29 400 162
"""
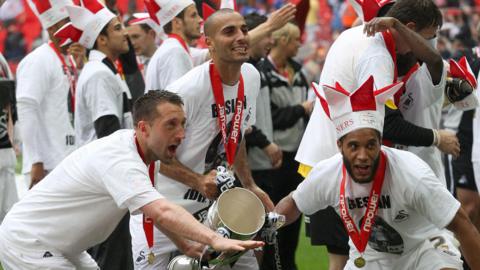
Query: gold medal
147 252 155 265
354 257 366 268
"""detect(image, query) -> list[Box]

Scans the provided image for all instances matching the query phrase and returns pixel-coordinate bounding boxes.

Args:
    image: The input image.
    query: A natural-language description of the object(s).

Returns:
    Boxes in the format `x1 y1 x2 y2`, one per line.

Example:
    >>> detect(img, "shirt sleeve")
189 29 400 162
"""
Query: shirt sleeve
102 161 163 214
161 48 193 89
83 72 123 122
16 97 45 164
292 158 338 215
409 161 461 229
190 47 209 66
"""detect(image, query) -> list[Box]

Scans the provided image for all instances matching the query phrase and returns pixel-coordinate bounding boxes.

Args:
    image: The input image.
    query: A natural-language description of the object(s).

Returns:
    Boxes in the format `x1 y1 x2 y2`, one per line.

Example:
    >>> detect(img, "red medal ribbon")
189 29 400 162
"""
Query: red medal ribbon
134 135 156 251
339 151 387 254
48 41 78 112
168 33 190 55
115 60 126 81
209 62 245 166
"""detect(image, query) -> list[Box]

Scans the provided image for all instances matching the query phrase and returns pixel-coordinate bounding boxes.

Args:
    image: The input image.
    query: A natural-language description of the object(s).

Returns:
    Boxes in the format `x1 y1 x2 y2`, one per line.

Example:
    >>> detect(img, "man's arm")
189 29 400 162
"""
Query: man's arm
446 208 480 269
248 4 296 45
364 17 443 84
274 193 302 226
234 140 274 211
141 198 264 252
160 158 218 199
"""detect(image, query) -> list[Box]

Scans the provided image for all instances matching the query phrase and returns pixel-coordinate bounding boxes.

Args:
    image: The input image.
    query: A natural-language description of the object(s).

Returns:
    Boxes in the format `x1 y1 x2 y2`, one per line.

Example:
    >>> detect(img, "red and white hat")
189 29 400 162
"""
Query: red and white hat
313 76 403 139
27 0 73 29
202 0 237 21
449 56 479 110
130 12 164 37
348 0 395 22
144 0 194 29
53 0 116 49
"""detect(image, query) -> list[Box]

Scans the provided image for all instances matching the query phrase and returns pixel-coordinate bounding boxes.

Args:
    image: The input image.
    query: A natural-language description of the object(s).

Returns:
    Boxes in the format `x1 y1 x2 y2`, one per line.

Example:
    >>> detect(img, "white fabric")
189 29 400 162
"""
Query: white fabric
343 231 462 270
0 232 99 270
145 37 193 92
0 148 17 223
292 147 461 264
150 0 194 28
27 0 72 29
296 26 394 166
16 43 75 173
131 61 259 256
133 249 258 270
472 74 480 163
398 63 447 185
75 50 133 147
0 130 162 256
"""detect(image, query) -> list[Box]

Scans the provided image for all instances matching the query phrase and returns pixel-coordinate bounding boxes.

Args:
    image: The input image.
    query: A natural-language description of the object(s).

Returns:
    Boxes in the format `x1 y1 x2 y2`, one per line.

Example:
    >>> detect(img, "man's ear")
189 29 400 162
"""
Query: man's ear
337 139 342 151
405 22 416 31
205 36 214 52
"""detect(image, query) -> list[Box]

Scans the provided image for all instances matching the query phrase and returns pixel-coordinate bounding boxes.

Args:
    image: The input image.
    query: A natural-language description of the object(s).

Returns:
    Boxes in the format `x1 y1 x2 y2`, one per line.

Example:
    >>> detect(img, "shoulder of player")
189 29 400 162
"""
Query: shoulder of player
382 147 433 181
165 62 209 96
17 44 56 71
308 153 343 181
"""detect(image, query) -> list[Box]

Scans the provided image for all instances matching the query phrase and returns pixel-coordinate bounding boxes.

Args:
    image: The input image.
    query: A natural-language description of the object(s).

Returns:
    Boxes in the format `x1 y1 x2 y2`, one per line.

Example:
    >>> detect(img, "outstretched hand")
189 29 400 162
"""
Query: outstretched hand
210 235 264 253
266 4 296 32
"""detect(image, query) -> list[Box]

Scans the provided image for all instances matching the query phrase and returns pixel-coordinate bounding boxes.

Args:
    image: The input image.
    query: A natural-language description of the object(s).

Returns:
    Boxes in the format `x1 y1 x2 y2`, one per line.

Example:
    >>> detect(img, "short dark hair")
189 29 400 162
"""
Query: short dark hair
244 13 267 31
133 90 184 126
93 23 110 50
386 0 442 31
163 9 186 34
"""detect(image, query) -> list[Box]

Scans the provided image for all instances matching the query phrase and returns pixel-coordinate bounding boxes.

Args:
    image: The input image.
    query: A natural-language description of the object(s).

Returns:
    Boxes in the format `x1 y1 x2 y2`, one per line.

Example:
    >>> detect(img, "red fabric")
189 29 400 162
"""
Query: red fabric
82 0 104 13
21 0 42 52
30 0 52 14
350 76 377 112
145 0 161 24
290 0 309 37
202 2 216 21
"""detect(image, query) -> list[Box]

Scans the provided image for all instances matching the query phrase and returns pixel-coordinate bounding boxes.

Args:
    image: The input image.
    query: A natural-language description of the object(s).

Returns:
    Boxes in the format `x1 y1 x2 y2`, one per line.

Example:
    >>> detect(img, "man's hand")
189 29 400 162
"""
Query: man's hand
30 162 46 189
196 170 219 200
363 17 398 37
437 129 460 158
265 4 297 33
210 234 264 253
263 143 283 168
245 184 274 212
302 100 314 116
180 240 207 259
68 42 86 69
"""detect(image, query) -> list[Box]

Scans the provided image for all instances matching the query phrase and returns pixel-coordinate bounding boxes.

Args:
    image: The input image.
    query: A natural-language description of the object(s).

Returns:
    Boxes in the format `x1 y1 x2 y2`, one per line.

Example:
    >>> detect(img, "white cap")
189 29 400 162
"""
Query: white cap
54 0 116 49
313 76 403 139
27 0 73 29
145 0 194 28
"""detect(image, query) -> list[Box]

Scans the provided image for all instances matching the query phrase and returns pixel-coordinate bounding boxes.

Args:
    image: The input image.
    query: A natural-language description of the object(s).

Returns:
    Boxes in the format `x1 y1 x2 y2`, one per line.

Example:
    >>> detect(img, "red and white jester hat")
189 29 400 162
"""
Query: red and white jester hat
27 0 73 29
53 0 116 49
143 0 194 29
449 56 479 110
312 76 403 139
348 0 395 22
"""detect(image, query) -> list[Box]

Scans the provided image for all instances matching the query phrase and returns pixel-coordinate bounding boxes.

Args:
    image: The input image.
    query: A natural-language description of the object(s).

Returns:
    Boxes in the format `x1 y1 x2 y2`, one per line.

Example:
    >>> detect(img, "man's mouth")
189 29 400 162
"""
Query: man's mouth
353 164 371 176
167 144 178 156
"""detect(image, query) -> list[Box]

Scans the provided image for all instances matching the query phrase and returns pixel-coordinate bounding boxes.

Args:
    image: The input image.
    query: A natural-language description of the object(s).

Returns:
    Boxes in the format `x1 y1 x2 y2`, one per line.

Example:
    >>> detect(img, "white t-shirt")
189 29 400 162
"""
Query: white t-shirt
131 61 260 255
145 37 193 91
16 43 75 173
75 50 133 147
295 26 395 166
292 146 460 262
398 64 447 184
0 130 162 255
472 72 480 163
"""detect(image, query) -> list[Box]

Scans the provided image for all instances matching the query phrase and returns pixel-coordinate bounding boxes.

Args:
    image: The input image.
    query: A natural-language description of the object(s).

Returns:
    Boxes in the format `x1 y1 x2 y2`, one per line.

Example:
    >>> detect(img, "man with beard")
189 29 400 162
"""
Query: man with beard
54 0 135 268
0 90 264 270
144 0 207 91
130 9 273 270
275 76 480 270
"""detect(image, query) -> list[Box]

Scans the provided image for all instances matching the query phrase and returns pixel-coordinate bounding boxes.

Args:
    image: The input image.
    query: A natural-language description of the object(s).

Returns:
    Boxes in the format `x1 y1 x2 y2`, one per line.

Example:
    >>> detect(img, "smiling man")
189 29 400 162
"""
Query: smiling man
275 77 480 270
129 9 272 270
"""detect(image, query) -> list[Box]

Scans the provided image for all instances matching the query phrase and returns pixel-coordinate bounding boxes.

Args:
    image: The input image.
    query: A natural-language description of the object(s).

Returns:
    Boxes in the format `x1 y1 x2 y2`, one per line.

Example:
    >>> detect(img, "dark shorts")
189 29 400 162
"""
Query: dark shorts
451 148 478 192
305 206 349 255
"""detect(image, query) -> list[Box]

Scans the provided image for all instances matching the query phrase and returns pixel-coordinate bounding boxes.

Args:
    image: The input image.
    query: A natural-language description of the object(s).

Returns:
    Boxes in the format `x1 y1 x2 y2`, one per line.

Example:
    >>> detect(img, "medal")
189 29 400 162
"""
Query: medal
147 251 155 264
354 256 366 268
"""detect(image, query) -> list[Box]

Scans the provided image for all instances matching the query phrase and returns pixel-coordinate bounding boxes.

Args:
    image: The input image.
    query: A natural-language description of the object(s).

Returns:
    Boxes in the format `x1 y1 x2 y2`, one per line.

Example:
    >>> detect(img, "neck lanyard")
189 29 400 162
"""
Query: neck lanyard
134 135 156 263
338 151 387 267
168 33 190 55
209 62 245 167
115 59 126 80
49 41 78 112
